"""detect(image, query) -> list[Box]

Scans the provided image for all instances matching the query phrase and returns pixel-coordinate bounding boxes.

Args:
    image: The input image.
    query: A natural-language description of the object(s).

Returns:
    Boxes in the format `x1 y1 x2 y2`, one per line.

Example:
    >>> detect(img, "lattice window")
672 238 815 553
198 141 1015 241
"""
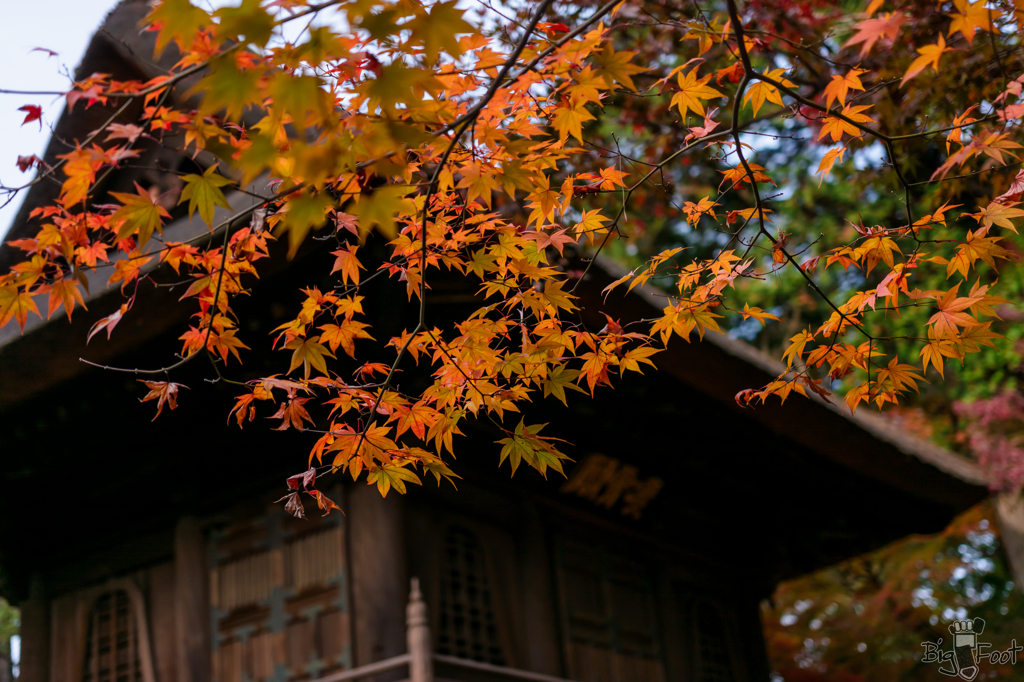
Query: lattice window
693 599 736 682
556 539 665 682
82 590 143 682
211 500 350 682
435 525 507 665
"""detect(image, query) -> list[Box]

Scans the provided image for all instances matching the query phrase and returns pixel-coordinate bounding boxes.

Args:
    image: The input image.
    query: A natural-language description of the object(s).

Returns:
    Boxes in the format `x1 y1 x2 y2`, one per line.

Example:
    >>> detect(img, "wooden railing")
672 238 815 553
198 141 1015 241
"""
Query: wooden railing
313 578 575 682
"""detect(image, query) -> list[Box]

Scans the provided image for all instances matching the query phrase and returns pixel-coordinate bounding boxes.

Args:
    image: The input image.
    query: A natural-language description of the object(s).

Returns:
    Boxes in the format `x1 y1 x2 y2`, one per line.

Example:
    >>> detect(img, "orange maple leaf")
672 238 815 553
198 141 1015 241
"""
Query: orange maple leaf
44 278 87 321
330 245 363 286
269 389 315 431
927 285 982 337
822 68 866 110
845 12 906 57
0 285 40 332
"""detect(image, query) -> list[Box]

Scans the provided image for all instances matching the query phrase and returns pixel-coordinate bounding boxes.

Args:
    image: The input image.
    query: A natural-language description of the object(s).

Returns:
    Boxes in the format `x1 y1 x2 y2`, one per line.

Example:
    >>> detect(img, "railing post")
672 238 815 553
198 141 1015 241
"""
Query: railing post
407 577 434 682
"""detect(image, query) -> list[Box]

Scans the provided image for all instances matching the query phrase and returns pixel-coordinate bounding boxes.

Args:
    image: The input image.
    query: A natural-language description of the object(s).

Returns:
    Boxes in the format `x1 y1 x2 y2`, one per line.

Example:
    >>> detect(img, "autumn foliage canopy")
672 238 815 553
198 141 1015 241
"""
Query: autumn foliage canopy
3 0 1024 508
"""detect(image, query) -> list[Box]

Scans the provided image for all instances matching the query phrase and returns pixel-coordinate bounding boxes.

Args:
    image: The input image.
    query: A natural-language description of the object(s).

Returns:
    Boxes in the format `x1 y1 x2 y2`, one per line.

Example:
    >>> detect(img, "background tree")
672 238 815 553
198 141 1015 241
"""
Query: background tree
763 501 1024 681
0 599 17 682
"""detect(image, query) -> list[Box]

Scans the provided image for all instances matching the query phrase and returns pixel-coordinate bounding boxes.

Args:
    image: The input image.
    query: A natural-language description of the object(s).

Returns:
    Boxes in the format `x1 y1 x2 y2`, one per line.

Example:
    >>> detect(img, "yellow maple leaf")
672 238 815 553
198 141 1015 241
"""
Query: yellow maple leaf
816 146 847 185
551 99 596 144
671 69 724 120
741 303 780 326
743 69 795 116
0 285 40 332
972 202 1024 233
901 35 952 87
286 335 335 379
590 43 646 91
947 0 993 45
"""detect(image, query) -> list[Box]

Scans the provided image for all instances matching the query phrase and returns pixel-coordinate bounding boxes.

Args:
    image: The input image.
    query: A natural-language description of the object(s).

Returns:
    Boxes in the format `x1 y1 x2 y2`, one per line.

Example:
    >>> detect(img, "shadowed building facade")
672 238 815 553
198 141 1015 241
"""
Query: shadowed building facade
0 2 1002 681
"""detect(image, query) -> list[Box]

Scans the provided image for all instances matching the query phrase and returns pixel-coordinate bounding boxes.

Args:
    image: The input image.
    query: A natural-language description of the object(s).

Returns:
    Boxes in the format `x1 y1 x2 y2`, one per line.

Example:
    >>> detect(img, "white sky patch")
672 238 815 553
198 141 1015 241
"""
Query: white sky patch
0 0 516 240
0 0 121 239
853 139 885 171
0 0 282 240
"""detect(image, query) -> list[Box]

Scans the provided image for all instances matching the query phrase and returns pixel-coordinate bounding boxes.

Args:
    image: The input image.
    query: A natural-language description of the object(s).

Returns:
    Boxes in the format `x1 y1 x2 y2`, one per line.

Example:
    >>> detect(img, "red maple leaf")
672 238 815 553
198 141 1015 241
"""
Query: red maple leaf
18 105 42 129
16 155 41 172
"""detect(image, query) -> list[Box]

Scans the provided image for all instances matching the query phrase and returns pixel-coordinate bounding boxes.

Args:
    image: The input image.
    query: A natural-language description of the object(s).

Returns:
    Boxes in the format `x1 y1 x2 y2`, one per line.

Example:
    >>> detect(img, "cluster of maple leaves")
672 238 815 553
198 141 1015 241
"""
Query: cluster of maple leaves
2 0 1024 508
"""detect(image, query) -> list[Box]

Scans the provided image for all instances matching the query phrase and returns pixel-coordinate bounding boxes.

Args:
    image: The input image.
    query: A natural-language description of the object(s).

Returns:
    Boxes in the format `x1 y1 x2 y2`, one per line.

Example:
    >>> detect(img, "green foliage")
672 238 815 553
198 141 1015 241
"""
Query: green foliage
0 598 18 657
763 502 1024 682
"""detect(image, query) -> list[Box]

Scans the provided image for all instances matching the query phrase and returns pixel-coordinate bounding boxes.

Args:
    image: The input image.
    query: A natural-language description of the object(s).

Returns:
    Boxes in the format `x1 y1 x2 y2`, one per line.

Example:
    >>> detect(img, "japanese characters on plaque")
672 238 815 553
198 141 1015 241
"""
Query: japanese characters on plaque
560 454 664 519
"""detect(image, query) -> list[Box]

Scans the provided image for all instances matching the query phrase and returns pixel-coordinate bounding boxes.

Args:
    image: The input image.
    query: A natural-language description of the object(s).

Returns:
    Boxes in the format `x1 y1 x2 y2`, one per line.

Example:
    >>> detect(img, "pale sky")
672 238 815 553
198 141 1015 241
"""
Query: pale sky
0 0 350 241
0 0 477 241
0 0 120 239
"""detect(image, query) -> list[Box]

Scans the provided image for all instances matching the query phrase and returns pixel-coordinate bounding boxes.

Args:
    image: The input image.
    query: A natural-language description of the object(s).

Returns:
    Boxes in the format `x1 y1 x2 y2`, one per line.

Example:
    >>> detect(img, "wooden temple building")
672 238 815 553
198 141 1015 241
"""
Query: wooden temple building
0 2 1009 681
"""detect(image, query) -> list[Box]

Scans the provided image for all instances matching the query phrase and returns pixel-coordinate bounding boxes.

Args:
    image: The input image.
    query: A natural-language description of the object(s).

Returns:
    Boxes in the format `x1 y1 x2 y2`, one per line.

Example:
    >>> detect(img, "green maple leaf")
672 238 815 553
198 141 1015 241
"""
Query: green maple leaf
147 0 210 55
187 54 261 119
285 335 335 379
358 7 404 42
409 1 474 62
179 165 232 226
215 0 274 46
367 464 422 497
353 185 416 240
590 44 646 92
542 365 586 405
497 420 568 478
111 183 171 246
278 192 335 258
362 64 440 113
270 73 331 125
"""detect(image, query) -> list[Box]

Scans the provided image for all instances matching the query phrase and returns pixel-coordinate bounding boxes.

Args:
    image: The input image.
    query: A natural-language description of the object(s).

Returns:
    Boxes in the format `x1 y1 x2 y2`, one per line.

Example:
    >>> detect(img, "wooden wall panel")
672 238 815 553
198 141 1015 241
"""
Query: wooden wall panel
148 561 178 682
49 592 85 682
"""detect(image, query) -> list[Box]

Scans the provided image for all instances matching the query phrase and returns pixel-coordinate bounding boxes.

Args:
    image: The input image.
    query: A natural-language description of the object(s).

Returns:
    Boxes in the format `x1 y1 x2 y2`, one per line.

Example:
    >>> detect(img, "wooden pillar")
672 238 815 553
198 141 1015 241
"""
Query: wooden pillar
17 576 48 682
175 517 210 682
406 578 433 682
517 507 562 676
349 484 407 666
995 492 1024 590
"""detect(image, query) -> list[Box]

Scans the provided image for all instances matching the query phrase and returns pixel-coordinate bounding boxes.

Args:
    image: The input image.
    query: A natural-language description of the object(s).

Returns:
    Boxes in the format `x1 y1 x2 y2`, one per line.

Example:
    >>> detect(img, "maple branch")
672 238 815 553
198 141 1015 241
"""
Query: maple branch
906 161 1024 188
510 0 620 80
436 0 558 137
7 98 133 196
80 215 234 375
887 116 998 142
726 0 870 341
0 89 68 96
7 0 353 201
723 0 780 266
884 140 914 228
568 129 734 293
274 0 347 25
345 0 557 463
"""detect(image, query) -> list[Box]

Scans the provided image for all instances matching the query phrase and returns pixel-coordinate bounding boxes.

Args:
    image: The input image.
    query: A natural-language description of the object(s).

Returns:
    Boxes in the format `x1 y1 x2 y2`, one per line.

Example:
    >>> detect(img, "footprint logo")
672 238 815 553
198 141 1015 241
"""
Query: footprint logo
948 618 986 681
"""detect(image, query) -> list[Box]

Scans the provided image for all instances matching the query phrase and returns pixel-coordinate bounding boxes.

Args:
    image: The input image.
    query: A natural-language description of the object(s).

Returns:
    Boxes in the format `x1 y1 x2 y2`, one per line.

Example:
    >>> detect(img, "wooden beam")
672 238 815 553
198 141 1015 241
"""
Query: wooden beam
516 506 562 677
174 517 210 682
17 576 48 682
349 485 408 666
995 492 1024 590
